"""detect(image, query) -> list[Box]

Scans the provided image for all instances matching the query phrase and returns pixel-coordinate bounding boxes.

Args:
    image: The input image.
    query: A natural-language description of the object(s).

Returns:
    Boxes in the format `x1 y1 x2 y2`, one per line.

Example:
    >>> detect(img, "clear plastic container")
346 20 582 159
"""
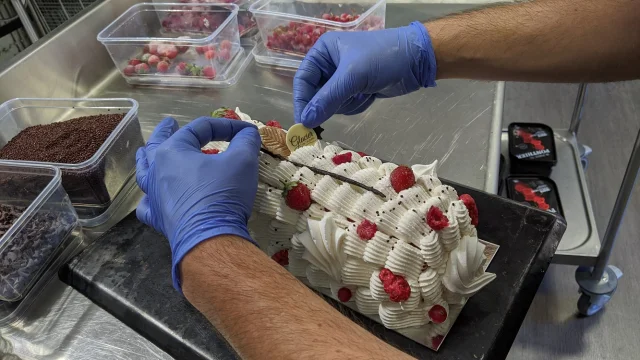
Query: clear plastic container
253 40 300 68
98 3 244 88
0 98 143 222
250 0 386 57
0 162 80 302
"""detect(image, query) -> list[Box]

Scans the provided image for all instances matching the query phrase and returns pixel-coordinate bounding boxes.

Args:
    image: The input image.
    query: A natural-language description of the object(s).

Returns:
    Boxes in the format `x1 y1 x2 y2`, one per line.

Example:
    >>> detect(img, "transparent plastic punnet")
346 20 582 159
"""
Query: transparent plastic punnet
0 162 79 302
98 3 245 88
0 98 143 222
250 0 386 57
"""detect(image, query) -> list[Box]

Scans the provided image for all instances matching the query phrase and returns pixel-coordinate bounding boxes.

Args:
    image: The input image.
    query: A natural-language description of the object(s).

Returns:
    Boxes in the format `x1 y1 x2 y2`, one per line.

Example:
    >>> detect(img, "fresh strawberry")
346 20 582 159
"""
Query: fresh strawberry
271 249 289 266
176 62 189 75
337 287 352 302
356 219 377 240
426 206 449 231
123 65 136 76
459 194 479 226
265 120 282 128
431 335 444 349
202 66 216 80
128 59 142 66
357 151 367 157
148 43 158 55
331 152 352 165
220 39 232 50
196 45 207 54
147 55 160 67
140 53 151 63
389 165 415 192
202 148 220 154
165 47 178 59
428 304 448 324
205 49 216 60
134 63 150 74
157 61 170 73
218 48 231 61
283 182 312 211
211 107 241 120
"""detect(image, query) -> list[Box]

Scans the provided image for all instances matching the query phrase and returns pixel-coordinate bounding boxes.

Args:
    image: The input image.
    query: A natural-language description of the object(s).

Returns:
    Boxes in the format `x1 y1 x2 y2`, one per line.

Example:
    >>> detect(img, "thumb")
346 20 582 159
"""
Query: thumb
224 127 262 159
301 68 360 128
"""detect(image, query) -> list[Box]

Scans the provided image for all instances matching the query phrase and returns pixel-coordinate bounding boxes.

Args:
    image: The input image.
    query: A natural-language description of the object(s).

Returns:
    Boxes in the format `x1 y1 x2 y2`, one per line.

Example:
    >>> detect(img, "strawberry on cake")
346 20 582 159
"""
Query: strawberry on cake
203 108 497 349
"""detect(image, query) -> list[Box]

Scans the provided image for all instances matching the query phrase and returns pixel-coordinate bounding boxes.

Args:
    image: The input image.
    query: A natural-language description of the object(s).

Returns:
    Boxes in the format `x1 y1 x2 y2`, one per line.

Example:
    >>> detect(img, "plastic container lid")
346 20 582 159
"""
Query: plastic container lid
506 176 564 217
508 122 557 165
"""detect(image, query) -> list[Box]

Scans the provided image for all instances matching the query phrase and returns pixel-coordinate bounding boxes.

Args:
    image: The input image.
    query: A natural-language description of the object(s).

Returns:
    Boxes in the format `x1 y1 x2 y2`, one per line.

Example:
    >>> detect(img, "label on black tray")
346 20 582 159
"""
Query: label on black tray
507 177 563 216
510 124 554 161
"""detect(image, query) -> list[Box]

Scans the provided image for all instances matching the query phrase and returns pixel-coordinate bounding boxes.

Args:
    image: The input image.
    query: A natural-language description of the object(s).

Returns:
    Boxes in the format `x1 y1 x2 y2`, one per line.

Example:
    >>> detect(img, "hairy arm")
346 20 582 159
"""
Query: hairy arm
426 0 640 82
181 236 413 360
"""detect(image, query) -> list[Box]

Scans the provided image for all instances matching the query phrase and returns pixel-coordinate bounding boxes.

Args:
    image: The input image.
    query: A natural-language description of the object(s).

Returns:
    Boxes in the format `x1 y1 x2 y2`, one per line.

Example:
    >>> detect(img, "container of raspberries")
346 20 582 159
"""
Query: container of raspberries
0 98 143 224
0 162 79 302
250 0 386 57
98 3 245 88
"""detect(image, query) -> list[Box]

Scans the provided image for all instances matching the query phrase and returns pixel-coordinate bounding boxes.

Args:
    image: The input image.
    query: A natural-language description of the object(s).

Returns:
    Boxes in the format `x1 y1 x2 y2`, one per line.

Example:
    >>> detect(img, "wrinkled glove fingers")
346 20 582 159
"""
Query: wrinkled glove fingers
302 67 360 128
224 127 262 160
337 94 376 116
168 117 257 150
136 195 153 228
146 117 179 163
135 147 150 193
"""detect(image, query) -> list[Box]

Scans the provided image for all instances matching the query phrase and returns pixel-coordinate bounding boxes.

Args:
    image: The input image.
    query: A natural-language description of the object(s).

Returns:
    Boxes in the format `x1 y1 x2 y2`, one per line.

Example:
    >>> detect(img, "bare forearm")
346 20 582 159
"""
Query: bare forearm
181 236 413 360
426 0 640 82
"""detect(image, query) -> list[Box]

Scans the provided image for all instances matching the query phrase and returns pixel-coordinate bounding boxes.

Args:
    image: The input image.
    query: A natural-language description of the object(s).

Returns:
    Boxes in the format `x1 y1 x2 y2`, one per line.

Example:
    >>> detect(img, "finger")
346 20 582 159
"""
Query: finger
167 117 257 150
294 48 336 124
224 127 262 160
301 67 360 128
136 195 153 227
147 117 179 164
337 93 376 115
136 147 149 193
342 94 377 116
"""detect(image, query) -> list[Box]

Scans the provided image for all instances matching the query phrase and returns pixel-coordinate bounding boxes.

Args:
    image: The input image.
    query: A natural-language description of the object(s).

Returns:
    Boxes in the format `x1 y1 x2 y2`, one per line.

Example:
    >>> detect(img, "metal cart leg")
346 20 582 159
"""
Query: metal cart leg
575 126 640 316
10 0 39 42
569 84 592 170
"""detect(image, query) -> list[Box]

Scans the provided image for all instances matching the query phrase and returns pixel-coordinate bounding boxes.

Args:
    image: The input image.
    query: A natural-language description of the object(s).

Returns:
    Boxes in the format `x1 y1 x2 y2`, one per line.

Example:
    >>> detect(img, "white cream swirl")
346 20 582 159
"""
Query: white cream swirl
375 199 408 237
417 175 442 196
362 233 396 266
369 270 388 301
289 145 323 166
258 152 283 188
332 162 361 177
411 160 438 177
350 168 380 188
439 213 461 252
420 196 447 213
384 240 423 281
379 306 430 330
306 264 331 288
254 183 281 217
291 167 321 190
373 175 396 198
431 185 458 209
323 144 343 157
296 204 326 232
442 235 496 296
311 175 340 209
298 214 347 282
341 257 379 287
418 268 444 305
397 208 430 245
273 161 298 182
419 231 446 269
449 200 474 236
355 288 381 315
344 223 367 258
276 201 301 225
378 162 399 176
351 191 385 222
327 184 360 219
397 187 430 210
358 156 383 170
310 155 335 171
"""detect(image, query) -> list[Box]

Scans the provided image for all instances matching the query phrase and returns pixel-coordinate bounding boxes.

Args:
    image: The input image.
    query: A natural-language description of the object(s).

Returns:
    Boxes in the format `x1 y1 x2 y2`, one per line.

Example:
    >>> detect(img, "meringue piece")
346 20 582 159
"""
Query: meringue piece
323 144 343 157
289 233 309 277
419 231 446 269
332 162 361 177
350 168 380 188
362 233 396 266
379 305 429 330
378 162 399 176
380 279 421 311
344 224 367 258
276 200 302 225
351 191 385 222
234 107 253 122
442 235 496 296
354 288 380 315
289 145 323 166
419 268 444 305
302 214 347 281
373 175 396 198
254 184 281 217
310 155 335 171
258 152 283 188
306 265 331 288
449 200 474 236
273 161 299 182
417 175 442 196
439 213 461 252
432 185 458 208
291 167 321 190
341 257 379 287
311 176 340 208
369 270 388 301
397 208 430 245
203 141 229 152
375 199 407 237
327 184 360 218
397 187 430 210
358 156 383 170
384 240 423 281
329 281 357 302
411 160 438 177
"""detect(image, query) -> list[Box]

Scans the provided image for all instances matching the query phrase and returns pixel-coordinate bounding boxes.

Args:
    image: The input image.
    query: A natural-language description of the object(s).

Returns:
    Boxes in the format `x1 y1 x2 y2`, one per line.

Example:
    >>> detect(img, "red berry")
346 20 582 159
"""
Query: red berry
218 48 231 61
389 165 415 192
128 59 142 66
123 65 135 76
385 275 411 302
196 46 207 54
220 40 232 50
431 335 444 349
357 151 367 157
134 63 150 74
378 268 395 283
202 148 220 154
337 287 352 302
322 13 331 20
331 152 352 165
265 120 282 128
176 62 188 75
426 206 449 231
283 182 312 211
356 219 377 240
459 194 479 226
148 44 158 55
211 107 240 120
428 304 448 324
147 55 160 67
156 61 169 73
205 49 216 60
271 249 289 266
202 66 216 80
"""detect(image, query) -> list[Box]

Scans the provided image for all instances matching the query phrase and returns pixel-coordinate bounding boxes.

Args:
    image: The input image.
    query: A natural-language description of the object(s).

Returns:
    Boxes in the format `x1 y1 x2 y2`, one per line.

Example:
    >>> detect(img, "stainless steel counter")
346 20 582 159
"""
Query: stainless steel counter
0 0 503 358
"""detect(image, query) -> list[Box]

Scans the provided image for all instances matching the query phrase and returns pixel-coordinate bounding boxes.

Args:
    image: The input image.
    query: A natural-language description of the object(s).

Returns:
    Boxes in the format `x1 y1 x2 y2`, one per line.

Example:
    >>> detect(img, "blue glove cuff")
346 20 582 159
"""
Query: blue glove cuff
409 21 437 88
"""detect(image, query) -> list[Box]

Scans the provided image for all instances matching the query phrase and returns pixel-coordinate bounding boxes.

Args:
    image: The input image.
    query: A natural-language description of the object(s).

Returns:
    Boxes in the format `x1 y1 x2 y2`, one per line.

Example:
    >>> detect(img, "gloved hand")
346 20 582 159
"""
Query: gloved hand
293 22 437 128
135 116 261 291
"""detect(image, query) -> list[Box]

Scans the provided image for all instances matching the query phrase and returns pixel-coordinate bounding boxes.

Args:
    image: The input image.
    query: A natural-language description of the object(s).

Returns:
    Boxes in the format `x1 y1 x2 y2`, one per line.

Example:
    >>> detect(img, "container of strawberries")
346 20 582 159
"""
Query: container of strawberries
249 0 386 57
98 3 245 88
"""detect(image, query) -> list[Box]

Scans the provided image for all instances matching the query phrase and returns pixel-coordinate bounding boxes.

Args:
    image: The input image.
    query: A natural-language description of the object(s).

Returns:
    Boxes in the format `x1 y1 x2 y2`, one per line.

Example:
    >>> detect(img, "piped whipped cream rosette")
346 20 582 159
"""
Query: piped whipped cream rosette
419 230 447 270
358 156 383 170
418 267 445 305
412 160 438 177
355 288 381 315
362 232 396 266
341 257 379 287
397 186 431 210
327 184 360 219
384 240 423 281
288 145 323 165
343 223 367 258
350 168 380 188
375 199 408 237
449 200 474 236
289 233 309 277
373 175 396 198
307 264 332 288
296 204 326 232
291 167 322 190
442 235 496 296
351 191 384 222
439 213 461 252
417 174 443 196
311 175 340 209
379 305 430 330
397 208 430 245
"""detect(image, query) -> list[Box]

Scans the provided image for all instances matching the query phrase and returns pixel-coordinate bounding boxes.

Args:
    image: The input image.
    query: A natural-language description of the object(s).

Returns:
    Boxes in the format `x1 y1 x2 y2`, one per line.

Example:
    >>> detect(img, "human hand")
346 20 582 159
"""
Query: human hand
135 116 261 291
293 22 437 128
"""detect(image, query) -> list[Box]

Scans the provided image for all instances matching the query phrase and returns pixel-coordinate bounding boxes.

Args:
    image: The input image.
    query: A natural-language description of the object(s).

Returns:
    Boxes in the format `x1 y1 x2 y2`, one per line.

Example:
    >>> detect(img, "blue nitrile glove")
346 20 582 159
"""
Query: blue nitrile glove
135 116 261 291
293 22 437 128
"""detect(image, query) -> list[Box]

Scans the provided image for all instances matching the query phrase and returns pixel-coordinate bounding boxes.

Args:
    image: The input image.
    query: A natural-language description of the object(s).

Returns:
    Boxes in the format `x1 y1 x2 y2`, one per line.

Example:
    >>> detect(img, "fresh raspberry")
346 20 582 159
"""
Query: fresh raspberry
271 249 289 266
337 287 352 302
389 165 415 193
283 182 312 211
202 66 216 80
134 63 150 74
385 275 411 302
196 46 207 54
128 59 142 66
431 335 444 349
218 48 231 61
211 107 241 120
357 151 367 157
202 148 220 154
428 304 448 324
205 49 216 60
331 152 352 165
157 61 169 73
459 194 479 226
356 219 377 240
426 206 449 231
265 120 282 128
147 55 160 67
378 268 395 283
220 40 232 51
123 65 135 76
